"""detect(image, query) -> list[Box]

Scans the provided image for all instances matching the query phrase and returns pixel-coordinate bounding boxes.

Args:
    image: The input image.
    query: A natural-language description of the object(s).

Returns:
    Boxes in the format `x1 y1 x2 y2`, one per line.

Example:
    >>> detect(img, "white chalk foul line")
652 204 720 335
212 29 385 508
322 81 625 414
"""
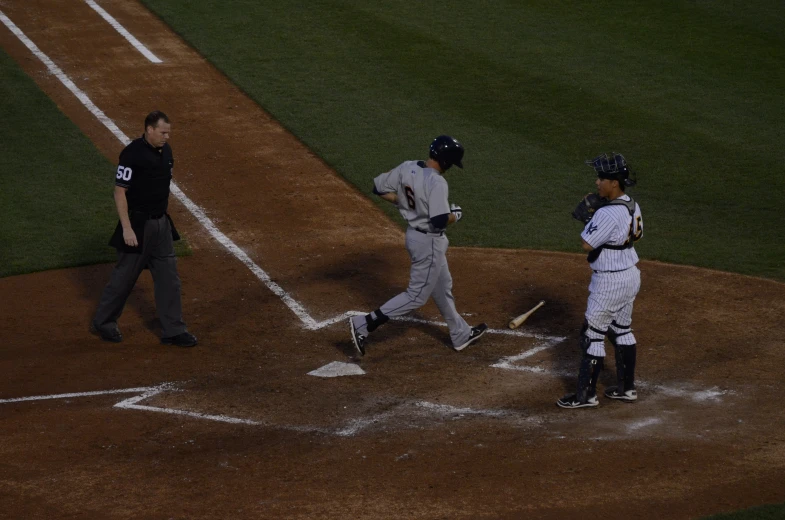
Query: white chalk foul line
0 10 564 344
0 11 323 329
168 184 320 329
0 11 129 145
84 0 162 63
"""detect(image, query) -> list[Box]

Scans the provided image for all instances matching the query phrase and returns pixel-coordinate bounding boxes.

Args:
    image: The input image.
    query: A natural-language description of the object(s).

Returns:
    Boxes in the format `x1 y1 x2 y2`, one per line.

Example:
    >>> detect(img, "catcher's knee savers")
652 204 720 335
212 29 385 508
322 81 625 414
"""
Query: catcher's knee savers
608 320 636 346
365 308 389 332
581 319 607 357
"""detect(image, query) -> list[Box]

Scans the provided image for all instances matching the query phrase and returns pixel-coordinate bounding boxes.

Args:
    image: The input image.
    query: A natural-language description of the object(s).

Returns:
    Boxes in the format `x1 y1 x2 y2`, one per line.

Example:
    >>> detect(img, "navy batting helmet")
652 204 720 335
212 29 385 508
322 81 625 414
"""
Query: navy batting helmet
429 135 464 171
586 152 637 187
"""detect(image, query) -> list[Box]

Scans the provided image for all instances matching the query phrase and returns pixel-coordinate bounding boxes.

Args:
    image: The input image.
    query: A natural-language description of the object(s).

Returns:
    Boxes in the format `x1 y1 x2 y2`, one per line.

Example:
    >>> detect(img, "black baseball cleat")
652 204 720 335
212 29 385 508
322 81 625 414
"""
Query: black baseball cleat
348 317 366 356
454 323 488 351
604 386 638 402
556 393 599 409
90 322 123 343
161 332 198 347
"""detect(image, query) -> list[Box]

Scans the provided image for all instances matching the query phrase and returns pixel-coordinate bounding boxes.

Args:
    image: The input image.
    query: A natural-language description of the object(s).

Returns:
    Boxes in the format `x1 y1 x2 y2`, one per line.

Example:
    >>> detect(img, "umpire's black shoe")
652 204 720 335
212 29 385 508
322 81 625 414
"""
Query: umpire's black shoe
454 323 488 351
161 332 198 347
90 323 123 343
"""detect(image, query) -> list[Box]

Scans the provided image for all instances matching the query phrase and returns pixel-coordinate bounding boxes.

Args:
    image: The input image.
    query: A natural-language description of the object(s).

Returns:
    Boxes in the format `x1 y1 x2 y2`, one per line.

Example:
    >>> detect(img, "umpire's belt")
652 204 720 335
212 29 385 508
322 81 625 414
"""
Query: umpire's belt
132 211 166 220
413 227 445 237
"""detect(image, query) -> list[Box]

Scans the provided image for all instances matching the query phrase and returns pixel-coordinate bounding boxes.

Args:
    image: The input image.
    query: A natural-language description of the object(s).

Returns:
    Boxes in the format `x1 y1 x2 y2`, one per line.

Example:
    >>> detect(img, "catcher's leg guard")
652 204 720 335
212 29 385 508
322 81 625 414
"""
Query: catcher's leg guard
365 308 389 333
607 329 626 391
608 321 636 391
576 353 604 403
576 329 604 403
623 343 637 391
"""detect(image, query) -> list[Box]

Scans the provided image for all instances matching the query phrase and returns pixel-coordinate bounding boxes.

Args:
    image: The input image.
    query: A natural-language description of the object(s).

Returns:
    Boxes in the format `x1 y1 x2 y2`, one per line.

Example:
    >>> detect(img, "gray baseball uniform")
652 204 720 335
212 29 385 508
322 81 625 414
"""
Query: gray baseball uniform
350 160 472 348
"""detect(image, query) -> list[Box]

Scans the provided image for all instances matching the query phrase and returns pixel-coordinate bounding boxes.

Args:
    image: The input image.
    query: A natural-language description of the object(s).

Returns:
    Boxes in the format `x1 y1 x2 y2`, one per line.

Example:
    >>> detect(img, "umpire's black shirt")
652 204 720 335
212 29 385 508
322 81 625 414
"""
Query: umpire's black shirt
115 134 174 215
109 135 177 252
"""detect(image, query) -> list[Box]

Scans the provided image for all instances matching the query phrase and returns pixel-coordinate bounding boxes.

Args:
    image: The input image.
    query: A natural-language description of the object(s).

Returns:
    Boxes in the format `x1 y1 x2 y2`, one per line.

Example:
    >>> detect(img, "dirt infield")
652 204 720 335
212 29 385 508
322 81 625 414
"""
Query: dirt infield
1 1 785 519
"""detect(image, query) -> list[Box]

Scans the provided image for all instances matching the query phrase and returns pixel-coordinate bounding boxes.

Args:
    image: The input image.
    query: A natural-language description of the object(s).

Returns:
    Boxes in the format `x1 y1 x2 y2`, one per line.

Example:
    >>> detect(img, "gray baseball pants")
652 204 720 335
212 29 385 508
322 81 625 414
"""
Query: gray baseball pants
93 215 186 338
352 228 471 347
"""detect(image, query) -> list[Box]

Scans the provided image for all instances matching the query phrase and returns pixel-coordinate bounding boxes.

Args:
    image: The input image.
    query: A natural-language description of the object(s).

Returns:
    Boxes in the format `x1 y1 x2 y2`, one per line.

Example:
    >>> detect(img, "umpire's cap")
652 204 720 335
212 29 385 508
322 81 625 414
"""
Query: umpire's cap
586 152 636 187
429 135 464 171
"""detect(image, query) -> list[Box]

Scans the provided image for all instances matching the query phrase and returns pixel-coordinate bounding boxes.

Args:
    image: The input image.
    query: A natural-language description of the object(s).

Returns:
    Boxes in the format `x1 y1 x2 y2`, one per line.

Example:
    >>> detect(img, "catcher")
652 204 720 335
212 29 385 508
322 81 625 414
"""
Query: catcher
558 153 643 409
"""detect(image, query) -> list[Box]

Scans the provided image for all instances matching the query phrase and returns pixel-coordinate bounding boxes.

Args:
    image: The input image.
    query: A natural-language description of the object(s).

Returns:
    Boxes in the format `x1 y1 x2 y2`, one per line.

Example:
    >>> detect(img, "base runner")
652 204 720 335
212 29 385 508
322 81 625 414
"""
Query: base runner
348 136 488 357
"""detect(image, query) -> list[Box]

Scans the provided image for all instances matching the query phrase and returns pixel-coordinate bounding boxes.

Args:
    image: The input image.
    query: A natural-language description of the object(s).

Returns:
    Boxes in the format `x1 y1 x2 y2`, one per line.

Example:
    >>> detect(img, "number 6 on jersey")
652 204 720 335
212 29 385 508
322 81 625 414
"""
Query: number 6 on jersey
404 185 416 209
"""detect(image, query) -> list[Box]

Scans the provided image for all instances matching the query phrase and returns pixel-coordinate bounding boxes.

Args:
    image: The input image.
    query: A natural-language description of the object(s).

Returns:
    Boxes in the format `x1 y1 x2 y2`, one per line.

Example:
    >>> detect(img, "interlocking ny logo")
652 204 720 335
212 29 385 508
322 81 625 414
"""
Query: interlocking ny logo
586 222 598 235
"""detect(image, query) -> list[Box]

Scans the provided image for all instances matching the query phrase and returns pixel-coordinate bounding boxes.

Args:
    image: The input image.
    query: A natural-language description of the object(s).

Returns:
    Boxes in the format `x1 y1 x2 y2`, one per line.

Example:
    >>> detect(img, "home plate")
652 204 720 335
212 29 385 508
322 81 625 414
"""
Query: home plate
308 361 366 378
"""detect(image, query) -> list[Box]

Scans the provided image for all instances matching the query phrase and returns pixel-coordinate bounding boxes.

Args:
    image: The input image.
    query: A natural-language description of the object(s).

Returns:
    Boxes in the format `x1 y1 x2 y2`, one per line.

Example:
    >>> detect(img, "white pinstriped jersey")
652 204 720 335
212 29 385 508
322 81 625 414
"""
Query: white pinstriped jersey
581 195 643 272
373 160 450 232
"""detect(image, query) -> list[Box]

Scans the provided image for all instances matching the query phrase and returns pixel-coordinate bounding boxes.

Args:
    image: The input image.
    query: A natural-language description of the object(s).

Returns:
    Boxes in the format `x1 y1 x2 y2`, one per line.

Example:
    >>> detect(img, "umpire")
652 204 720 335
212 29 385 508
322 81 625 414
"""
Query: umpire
91 111 197 347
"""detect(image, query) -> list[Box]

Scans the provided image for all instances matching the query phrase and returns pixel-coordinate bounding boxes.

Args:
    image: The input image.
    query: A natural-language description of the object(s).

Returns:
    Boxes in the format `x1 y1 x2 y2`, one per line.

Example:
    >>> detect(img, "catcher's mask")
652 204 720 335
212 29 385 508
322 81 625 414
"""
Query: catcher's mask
429 135 464 171
586 152 637 187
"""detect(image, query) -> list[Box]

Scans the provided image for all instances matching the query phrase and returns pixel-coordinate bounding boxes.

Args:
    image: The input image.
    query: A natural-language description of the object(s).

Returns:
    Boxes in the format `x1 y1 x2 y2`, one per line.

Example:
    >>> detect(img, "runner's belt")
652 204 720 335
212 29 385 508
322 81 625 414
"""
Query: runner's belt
413 228 445 236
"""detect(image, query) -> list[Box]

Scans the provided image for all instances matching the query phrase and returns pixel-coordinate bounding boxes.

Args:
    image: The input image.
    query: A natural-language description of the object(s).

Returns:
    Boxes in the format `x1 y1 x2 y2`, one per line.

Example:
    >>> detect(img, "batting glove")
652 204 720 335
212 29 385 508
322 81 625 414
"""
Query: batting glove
450 203 463 222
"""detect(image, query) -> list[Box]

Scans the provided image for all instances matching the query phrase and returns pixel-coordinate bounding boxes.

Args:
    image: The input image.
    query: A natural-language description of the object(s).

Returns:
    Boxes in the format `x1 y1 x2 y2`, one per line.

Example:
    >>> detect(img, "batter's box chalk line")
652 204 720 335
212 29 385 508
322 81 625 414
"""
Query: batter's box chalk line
307 314 567 376
0 377 731 435
0 383 541 436
492 340 734 404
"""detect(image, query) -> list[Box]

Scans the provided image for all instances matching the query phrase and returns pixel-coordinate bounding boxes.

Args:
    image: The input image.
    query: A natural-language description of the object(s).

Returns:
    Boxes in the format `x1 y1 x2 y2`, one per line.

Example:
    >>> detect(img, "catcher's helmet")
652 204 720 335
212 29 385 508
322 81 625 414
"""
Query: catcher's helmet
429 135 464 171
586 152 636 187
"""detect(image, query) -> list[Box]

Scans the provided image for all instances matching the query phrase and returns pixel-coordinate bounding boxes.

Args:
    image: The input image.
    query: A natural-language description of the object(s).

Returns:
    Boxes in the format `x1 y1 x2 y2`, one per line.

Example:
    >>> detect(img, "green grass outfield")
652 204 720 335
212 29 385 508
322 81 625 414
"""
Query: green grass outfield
142 0 785 281
705 503 785 520
0 48 187 278
0 48 119 277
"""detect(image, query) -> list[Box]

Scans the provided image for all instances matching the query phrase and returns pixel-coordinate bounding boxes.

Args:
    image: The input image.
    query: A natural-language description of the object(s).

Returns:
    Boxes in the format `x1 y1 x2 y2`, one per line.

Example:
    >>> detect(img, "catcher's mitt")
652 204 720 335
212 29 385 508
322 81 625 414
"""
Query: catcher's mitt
572 193 607 223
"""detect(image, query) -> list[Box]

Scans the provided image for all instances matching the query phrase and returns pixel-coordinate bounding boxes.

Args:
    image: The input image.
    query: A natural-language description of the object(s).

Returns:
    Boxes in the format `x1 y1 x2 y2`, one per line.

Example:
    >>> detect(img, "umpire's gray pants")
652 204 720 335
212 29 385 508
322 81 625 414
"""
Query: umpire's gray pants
353 228 471 347
93 215 186 338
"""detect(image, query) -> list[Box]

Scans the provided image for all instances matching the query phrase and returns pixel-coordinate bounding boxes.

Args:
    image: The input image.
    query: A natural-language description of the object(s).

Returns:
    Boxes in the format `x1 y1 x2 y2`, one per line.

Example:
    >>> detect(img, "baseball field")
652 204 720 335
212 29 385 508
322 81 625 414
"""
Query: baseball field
1 1 784 519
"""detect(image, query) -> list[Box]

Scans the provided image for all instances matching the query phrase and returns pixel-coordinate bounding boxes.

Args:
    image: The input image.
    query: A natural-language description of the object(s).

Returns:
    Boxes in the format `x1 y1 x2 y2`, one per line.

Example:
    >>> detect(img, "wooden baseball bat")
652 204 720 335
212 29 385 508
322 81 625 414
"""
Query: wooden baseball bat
508 300 546 329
